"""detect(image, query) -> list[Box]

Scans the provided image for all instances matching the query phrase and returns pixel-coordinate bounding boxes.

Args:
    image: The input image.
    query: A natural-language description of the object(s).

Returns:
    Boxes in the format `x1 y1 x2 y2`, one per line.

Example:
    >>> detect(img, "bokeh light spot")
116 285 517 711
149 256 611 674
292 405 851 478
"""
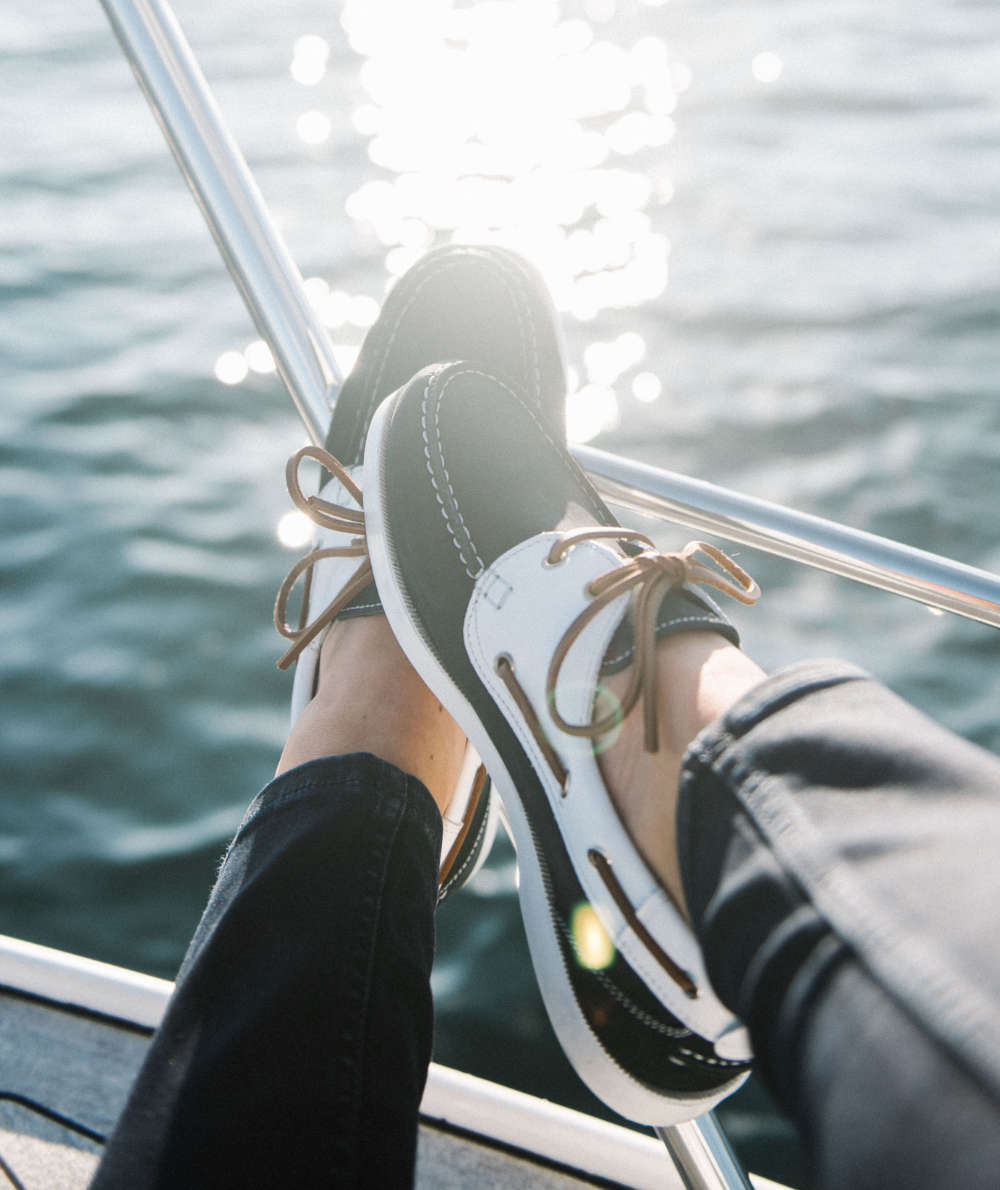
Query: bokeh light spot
245 340 276 374
290 34 330 87
566 384 620 443
571 903 616 970
214 350 248 385
752 51 783 84
277 510 314 549
632 371 662 403
297 110 332 144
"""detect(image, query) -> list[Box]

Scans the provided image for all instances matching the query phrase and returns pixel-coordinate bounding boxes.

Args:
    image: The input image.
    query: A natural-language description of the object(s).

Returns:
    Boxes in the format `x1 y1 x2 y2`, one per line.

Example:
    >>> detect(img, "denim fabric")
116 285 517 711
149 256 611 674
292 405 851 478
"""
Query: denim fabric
92 752 441 1190
94 668 1000 1190
680 661 1000 1190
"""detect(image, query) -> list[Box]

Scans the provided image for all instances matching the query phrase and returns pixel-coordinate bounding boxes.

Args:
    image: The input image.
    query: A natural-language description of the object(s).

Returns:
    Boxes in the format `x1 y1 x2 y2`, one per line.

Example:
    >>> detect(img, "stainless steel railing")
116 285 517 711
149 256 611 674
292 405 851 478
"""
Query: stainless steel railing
99 0 340 441
98 0 1000 634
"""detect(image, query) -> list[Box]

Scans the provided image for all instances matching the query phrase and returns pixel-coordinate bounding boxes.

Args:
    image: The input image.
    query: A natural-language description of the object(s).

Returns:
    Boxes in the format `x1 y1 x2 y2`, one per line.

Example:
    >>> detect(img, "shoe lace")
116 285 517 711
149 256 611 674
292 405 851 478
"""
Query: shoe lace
544 529 760 753
274 446 372 670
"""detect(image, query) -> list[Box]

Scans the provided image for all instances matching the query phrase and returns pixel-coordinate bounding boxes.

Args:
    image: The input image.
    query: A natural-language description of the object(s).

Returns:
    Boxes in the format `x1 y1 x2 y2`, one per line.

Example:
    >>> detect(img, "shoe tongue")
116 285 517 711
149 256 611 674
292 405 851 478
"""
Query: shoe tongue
599 585 741 677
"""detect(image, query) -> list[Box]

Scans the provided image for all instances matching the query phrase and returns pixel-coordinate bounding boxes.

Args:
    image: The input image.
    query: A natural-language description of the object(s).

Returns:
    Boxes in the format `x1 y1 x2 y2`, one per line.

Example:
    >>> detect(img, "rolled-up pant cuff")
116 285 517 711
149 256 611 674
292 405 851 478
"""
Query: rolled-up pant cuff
677 661 1000 1187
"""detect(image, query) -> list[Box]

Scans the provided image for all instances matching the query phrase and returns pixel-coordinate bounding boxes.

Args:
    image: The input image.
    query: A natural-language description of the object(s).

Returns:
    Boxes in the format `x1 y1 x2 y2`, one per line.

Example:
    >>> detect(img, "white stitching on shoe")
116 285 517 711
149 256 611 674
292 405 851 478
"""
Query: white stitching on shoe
438 798 491 900
421 374 487 579
359 251 546 450
421 365 608 583
345 599 382 613
603 615 731 668
677 1046 747 1069
482 571 514 610
555 914 707 1046
589 968 694 1040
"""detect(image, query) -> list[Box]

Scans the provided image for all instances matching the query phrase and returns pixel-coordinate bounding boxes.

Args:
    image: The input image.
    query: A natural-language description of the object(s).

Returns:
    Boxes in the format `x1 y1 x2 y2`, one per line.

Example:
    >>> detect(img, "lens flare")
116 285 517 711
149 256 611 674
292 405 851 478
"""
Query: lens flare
277 511 314 549
571 903 615 970
290 35 330 86
214 350 248 385
632 371 662 403
752 51 783 84
245 340 276 374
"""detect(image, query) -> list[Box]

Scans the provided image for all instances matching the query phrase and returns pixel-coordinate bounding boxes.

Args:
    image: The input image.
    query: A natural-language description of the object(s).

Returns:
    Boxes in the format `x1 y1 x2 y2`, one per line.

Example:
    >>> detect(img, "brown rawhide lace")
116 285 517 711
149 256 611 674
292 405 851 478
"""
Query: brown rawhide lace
545 530 760 753
274 446 372 671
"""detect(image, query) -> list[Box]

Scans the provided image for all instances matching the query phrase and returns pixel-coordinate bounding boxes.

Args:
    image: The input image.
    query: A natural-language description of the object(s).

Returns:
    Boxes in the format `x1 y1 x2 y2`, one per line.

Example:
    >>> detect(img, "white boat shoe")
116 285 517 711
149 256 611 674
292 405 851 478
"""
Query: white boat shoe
273 245 567 899
363 361 760 1124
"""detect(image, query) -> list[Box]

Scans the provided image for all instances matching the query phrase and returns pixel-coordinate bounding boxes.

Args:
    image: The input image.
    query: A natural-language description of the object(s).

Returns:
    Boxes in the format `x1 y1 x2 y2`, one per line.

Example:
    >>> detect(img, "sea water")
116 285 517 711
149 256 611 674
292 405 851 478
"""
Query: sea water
2 0 1000 1183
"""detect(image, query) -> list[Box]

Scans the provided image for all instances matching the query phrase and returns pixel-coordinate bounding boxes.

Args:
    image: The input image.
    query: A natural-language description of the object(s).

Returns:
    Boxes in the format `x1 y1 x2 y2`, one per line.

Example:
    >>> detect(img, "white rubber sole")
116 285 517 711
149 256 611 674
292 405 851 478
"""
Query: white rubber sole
363 393 746 1125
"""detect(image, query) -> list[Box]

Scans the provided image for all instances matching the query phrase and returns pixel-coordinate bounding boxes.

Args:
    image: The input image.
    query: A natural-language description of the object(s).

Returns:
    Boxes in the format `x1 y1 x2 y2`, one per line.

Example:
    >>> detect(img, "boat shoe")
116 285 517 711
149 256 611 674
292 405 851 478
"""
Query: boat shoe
273 245 567 898
363 362 760 1124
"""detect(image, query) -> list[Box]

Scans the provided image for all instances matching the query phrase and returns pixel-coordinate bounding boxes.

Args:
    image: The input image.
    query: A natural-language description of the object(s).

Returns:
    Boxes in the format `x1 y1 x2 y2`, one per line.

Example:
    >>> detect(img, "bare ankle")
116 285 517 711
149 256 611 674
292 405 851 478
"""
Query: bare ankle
276 617 466 815
599 633 764 919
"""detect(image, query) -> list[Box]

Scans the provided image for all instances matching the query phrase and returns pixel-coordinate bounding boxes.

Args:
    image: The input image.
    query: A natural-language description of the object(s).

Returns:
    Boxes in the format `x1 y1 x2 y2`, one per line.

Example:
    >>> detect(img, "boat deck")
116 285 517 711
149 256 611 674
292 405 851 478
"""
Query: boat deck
0 970 661 1188
0 936 786 1189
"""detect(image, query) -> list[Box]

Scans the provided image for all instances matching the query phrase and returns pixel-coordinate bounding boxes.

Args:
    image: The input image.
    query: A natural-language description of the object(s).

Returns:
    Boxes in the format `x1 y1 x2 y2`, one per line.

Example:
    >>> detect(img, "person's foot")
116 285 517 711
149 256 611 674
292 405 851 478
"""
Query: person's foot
362 360 762 1124
276 243 568 683
277 614 466 816
274 245 568 897
598 631 764 921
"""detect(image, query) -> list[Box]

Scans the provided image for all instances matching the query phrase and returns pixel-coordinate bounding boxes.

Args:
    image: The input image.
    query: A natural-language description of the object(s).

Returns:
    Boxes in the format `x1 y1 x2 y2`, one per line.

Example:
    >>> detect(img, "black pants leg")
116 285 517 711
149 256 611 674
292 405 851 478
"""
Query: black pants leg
92 752 441 1190
680 661 1000 1189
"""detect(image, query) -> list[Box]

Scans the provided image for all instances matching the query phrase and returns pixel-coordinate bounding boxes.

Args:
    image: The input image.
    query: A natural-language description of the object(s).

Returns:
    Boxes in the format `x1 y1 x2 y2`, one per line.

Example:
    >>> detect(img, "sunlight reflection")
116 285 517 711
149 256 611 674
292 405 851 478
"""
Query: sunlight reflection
214 350 248 385
671 62 693 93
566 383 620 444
214 1 703 443
290 34 330 86
584 331 646 386
296 110 332 145
632 371 662 403
339 0 686 336
348 295 380 327
752 51 783 84
584 0 616 23
245 340 276 374
303 276 330 307
318 289 351 328
277 510 314 549
332 344 360 376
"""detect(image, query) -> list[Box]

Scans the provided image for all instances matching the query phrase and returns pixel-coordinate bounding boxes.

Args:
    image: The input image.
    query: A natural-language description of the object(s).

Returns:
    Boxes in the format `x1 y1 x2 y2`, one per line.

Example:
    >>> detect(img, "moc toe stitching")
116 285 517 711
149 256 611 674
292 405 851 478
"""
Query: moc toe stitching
359 249 550 440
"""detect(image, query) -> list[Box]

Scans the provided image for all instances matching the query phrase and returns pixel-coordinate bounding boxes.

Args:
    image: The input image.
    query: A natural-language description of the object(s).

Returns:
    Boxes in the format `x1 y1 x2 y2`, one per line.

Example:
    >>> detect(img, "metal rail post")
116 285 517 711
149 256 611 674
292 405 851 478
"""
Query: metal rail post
98 0 1000 632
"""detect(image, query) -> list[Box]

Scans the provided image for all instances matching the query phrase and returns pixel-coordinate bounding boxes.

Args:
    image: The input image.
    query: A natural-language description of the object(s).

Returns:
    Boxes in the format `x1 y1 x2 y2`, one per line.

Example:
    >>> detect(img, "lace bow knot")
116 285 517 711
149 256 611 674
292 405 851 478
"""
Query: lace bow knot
545 531 760 752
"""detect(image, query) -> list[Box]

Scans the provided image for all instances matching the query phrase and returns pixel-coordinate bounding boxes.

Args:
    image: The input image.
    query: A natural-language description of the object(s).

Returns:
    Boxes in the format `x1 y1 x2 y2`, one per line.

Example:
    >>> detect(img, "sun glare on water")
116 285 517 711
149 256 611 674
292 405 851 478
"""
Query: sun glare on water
233 0 693 549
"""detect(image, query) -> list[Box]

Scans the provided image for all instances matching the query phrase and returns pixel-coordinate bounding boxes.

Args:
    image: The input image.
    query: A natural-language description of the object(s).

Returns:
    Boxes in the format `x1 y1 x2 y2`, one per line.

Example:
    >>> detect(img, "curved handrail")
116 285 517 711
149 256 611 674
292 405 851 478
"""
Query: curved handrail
579 446 1000 629
98 0 1000 634
99 0 340 443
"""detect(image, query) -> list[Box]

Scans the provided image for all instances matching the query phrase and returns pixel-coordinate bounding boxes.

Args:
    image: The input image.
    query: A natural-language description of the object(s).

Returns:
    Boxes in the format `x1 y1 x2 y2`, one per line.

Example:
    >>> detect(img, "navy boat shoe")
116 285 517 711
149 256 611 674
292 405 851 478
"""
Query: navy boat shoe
274 246 567 899
363 361 759 1122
